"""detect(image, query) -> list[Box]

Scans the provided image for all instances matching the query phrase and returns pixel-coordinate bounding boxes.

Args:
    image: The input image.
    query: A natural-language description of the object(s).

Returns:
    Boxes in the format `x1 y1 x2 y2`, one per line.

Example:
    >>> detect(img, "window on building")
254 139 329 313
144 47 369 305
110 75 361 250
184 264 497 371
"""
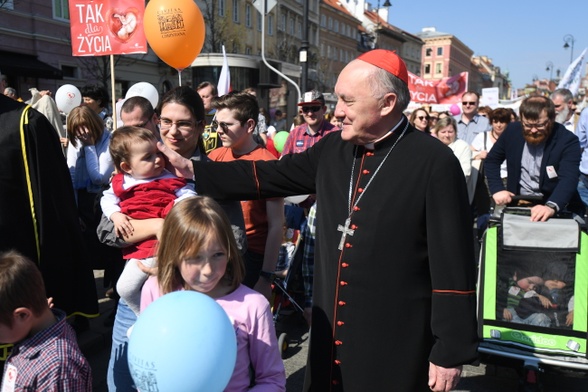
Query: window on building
246 46 252 55
320 43 324 56
280 14 286 31
232 0 239 22
328 17 333 30
297 21 302 38
435 62 443 74
425 48 432 57
61 65 78 78
424 63 431 75
289 17 295 35
268 14 274 35
334 20 339 33
321 14 326 27
437 47 443 56
53 0 69 19
219 0 225 17
258 11 262 31
2 0 14 10
245 4 251 27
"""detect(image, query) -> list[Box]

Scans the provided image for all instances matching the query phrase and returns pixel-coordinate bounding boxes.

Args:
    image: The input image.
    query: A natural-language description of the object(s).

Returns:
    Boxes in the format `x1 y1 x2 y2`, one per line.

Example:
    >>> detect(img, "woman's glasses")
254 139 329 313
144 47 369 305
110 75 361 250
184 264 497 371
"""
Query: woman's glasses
159 118 195 132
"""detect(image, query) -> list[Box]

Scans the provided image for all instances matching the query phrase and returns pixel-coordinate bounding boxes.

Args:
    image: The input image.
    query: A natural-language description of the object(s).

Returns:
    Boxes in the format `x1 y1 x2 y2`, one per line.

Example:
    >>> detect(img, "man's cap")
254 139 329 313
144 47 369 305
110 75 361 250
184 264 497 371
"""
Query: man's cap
297 90 325 106
357 49 408 85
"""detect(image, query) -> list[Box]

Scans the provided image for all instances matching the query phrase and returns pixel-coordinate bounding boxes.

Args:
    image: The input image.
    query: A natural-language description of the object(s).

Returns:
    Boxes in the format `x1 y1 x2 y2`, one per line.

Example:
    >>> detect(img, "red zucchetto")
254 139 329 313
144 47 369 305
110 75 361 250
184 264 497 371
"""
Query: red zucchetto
357 49 408 85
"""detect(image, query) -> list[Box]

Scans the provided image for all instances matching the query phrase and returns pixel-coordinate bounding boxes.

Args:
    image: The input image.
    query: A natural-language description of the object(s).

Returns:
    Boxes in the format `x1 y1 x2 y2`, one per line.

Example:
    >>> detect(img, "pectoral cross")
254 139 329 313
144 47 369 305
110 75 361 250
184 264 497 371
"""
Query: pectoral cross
337 217 355 251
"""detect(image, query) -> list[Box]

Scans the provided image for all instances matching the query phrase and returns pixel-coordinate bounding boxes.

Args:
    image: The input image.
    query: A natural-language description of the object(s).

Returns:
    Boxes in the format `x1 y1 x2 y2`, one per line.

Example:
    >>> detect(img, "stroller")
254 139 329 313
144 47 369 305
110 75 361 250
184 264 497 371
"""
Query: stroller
271 204 308 358
477 198 588 391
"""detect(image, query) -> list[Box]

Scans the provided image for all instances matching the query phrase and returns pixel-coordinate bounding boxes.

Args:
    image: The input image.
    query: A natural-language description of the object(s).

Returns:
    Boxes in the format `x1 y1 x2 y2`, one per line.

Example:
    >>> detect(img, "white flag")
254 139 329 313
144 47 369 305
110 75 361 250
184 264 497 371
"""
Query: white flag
557 48 587 96
217 45 231 97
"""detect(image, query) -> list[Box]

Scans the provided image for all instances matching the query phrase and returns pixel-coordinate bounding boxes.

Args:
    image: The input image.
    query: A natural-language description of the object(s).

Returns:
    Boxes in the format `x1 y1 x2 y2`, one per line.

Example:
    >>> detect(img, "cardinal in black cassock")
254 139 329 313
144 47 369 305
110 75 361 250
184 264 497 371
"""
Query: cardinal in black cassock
162 50 479 391
0 95 98 318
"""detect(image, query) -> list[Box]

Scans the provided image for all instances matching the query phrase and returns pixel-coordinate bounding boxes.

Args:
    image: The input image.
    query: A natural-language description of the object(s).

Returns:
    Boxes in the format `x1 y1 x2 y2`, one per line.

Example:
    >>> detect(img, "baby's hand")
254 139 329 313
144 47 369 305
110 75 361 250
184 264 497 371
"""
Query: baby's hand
111 212 134 238
503 308 513 321
537 294 552 308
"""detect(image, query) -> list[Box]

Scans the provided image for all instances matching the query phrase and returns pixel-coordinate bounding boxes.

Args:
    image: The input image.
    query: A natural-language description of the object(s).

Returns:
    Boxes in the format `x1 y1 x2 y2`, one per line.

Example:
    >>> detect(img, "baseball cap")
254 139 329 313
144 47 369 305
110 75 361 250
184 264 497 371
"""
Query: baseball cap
357 49 408 85
297 90 325 106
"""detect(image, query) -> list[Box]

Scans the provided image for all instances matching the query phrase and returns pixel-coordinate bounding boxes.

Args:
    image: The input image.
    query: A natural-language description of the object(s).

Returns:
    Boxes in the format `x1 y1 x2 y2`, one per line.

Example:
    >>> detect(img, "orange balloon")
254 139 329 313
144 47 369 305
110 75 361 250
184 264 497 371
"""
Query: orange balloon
143 0 206 71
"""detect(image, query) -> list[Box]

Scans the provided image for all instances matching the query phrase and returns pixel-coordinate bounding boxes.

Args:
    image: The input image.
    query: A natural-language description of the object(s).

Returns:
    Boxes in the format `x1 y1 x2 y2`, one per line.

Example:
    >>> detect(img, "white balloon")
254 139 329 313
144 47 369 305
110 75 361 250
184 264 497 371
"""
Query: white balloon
125 82 159 109
55 84 82 115
115 99 126 129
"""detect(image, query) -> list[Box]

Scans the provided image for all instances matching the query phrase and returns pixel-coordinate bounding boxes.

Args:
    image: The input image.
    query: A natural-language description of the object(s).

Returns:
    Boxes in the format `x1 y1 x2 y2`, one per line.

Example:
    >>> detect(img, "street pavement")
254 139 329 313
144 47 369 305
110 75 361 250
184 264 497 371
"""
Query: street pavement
81 272 588 391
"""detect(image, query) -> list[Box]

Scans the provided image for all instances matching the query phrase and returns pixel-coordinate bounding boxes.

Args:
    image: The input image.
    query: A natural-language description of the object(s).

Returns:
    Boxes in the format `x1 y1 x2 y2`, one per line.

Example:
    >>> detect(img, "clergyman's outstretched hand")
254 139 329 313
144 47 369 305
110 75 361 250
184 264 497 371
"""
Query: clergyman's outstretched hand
157 142 195 180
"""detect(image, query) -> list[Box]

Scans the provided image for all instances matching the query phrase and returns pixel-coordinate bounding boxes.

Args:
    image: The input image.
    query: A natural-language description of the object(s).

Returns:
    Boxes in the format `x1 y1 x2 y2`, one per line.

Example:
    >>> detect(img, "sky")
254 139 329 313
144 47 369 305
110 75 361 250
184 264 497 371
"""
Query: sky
386 0 587 90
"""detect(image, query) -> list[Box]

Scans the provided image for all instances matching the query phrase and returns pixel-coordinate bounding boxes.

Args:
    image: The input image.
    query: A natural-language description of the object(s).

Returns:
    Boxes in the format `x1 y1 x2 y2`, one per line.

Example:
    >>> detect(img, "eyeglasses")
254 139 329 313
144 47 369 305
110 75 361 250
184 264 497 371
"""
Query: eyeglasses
522 120 549 131
429 116 439 121
301 106 322 113
462 101 477 106
417 116 429 121
159 118 195 132
211 120 237 132
135 118 153 128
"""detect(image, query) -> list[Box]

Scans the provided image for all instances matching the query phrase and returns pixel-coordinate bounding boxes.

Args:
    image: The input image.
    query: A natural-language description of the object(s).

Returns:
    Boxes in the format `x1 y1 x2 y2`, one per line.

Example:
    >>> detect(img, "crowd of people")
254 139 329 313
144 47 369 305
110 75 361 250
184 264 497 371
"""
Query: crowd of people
1 49 588 392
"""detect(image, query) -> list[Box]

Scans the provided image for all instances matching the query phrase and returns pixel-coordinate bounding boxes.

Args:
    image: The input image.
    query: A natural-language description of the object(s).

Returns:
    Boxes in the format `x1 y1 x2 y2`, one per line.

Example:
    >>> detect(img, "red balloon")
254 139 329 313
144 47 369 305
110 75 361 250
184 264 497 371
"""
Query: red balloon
143 0 206 71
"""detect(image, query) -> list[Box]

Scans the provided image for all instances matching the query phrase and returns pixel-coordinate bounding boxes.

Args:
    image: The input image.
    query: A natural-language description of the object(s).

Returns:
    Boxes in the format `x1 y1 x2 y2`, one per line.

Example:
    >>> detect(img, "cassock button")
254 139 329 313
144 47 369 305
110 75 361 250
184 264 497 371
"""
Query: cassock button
341 262 349 268
335 340 343 346
345 243 352 248
338 300 346 306
340 281 348 286
334 360 342 365
358 187 364 193
337 321 345 326
362 169 370 175
366 151 374 157
353 206 360 211
332 380 339 385
351 224 357 230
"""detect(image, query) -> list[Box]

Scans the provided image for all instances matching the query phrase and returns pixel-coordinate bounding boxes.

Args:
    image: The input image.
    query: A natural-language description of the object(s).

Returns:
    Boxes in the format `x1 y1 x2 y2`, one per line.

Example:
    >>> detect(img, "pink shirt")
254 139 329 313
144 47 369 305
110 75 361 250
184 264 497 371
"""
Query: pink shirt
141 277 286 392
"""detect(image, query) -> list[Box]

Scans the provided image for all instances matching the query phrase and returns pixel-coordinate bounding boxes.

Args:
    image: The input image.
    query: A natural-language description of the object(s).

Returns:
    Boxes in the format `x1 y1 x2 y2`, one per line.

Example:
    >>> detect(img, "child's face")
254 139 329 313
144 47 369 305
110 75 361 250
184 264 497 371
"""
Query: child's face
122 139 164 180
0 311 30 344
179 234 228 297
545 279 566 290
516 276 542 292
214 108 254 152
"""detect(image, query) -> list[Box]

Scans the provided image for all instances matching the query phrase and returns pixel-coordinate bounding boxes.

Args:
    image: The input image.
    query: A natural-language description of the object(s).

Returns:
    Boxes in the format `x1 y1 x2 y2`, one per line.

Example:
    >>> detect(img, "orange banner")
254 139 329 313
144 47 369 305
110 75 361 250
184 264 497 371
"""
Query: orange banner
69 0 147 56
408 71 468 104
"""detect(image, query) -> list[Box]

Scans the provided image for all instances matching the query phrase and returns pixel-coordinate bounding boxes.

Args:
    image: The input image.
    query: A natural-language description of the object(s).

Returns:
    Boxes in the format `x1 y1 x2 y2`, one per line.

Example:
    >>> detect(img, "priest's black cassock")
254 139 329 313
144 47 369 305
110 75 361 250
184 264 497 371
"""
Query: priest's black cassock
0 96 98 318
192 118 478 391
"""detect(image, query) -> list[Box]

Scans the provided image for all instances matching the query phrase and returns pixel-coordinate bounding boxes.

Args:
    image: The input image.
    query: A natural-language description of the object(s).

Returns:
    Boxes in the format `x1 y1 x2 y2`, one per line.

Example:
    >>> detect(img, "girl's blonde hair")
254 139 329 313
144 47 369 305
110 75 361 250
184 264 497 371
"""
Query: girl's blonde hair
157 196 245 294
66 105 105 148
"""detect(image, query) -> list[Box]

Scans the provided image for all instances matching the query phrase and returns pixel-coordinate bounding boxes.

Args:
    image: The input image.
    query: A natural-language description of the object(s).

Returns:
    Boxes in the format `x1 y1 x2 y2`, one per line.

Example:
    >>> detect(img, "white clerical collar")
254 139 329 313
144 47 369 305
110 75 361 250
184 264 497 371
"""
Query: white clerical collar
364 118 405 150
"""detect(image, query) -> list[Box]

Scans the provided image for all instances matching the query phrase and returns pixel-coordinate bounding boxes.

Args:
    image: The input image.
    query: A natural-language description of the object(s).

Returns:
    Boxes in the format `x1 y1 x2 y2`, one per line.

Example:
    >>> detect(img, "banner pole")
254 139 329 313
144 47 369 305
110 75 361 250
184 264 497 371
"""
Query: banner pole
110 55 117 130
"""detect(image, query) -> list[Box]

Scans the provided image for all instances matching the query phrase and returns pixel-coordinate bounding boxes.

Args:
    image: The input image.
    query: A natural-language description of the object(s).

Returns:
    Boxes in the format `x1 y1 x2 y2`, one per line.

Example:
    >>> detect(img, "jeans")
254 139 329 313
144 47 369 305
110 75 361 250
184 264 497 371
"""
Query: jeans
107 298 138 391
578 173 588 207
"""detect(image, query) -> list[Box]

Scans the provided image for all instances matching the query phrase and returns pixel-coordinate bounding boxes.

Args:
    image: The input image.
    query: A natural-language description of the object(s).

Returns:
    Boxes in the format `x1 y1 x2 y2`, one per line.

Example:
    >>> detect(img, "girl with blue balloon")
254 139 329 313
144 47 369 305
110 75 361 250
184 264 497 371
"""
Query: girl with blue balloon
137 196 286 391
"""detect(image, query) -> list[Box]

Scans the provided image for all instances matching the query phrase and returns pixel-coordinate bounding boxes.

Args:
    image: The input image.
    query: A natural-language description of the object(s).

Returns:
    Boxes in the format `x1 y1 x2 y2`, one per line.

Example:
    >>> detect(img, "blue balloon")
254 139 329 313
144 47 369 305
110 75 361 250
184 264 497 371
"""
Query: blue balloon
128 291 237 392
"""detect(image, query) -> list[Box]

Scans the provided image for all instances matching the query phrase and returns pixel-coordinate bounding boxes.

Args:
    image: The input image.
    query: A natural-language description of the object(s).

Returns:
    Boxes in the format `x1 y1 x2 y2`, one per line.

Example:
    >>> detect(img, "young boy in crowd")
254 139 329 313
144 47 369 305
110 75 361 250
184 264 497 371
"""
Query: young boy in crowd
207 91 284 301
0 250 92 391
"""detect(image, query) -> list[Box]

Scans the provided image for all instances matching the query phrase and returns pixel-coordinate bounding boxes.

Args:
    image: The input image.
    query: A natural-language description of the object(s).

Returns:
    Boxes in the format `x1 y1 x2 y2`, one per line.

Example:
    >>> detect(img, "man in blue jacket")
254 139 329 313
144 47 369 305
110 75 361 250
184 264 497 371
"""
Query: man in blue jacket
485 95 582 222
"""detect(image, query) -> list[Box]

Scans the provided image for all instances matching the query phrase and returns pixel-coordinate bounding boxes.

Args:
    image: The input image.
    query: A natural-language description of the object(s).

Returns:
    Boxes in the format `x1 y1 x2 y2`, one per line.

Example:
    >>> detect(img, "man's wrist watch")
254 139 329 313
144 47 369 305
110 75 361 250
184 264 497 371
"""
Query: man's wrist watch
546 201 559 212
259 270 275 283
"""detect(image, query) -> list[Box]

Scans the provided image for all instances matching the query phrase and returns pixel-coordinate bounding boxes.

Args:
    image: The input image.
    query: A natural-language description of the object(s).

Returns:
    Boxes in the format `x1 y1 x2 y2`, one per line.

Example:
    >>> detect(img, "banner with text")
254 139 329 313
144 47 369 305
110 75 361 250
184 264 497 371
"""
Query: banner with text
408 71 468 104
69 0 147 56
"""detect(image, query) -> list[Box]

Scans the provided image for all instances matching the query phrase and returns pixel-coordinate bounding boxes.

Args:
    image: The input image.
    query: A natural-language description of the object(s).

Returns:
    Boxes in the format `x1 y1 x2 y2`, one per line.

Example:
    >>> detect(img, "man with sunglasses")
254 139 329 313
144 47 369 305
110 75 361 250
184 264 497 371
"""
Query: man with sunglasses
485 95 583 222
282 90 338 155
455 91 490 144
